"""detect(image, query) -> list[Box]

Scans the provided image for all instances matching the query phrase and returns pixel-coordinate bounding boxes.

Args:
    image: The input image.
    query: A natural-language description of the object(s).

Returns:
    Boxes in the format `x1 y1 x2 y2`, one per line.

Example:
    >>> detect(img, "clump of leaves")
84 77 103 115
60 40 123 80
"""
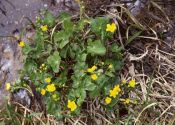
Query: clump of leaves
20 11 124 119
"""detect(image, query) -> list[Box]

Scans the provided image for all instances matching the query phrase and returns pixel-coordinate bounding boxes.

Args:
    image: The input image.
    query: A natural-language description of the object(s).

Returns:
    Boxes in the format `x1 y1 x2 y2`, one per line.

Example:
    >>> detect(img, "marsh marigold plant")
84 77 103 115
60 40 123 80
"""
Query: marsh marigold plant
18 11 125 119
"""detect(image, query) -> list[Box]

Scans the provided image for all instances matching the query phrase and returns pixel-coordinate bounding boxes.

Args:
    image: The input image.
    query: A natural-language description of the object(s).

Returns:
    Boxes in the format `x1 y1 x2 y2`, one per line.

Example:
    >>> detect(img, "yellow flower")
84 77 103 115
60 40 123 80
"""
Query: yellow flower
91 74 98 81
46 84 56 92
41 89 46 95
121 79 127 84
6 83 11 91
45 77 51 83
105 97 112 104
67 100 77 111
123 98 131 104
108 64 113 69
109 85 121 98
87 68 93 73
19 41 25 47
128 79 136 88
41 25 48 32
91 65 97 71
106 23 117 33
87 65 97 73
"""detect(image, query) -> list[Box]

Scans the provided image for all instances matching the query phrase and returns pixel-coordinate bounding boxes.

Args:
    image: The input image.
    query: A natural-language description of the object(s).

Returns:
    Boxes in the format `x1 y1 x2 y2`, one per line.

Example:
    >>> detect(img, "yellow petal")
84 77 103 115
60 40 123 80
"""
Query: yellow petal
91 74 98 80
128 80 136 88
105 97 112 104
46 84 56 92
41 89 46 95
67 100 77 111
19 41 25 47
41 25 48 32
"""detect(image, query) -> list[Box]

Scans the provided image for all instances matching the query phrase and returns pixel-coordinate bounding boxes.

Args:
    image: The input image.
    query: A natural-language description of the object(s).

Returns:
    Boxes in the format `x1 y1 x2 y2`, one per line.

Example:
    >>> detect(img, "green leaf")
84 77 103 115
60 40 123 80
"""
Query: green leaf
105 71 115 77
75 88 86 106
91 17 109 35
35 32 45 50
84 77 96 91
46 44 53 54
22 43 32 55
43 12 55 27
87 40 106 56
76 19 87 31
47 51 61 73
89 86 100 98
63 19 74 33
111 43 122 53
76 53 87 62
59 12 71 22
24 60 37 74
46 99 62 120
54 31 70 49
60 45 69 58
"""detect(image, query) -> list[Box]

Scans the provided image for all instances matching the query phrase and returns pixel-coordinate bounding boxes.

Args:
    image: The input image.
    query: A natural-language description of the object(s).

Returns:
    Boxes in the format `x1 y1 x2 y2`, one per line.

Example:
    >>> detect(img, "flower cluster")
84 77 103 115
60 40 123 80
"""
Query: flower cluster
87 65 98 81
87 65 97 73
109 85 121 98
105 85 121 104
39 64 47 73
40 77 56 96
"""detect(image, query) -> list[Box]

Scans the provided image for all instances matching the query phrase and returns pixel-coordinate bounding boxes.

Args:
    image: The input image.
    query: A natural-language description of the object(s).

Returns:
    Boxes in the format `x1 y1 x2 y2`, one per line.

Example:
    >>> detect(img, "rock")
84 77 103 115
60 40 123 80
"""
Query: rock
12 89 31 107
0 37 22 109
